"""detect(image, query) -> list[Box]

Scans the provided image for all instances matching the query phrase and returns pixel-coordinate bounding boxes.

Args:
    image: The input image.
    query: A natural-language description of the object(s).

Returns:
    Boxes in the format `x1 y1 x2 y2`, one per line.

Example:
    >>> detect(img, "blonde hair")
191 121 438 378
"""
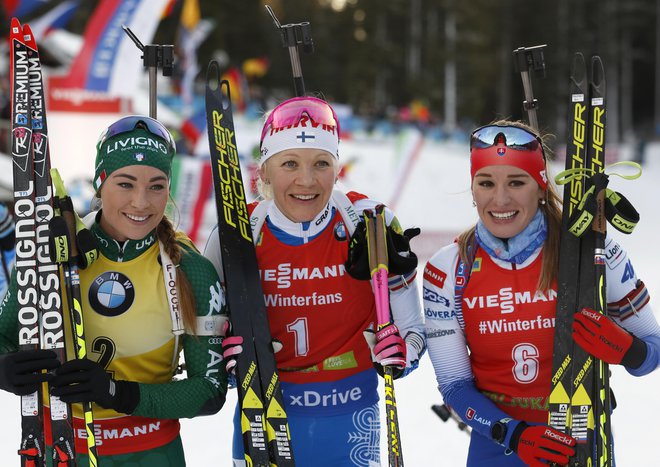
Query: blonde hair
458 120 561 292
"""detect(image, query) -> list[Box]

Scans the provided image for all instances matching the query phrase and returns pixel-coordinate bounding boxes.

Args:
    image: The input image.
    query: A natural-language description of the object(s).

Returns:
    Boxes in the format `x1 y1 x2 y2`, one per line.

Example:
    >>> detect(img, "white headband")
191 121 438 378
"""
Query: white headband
260 121 339 165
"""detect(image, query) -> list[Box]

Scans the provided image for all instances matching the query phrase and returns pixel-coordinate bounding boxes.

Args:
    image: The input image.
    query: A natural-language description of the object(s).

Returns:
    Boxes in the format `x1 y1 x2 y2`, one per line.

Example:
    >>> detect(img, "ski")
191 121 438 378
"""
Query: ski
548 52 593 465
548 53 612 466
205 62 294 466
579 56 613 467
10 17 47 467
22 23 77 466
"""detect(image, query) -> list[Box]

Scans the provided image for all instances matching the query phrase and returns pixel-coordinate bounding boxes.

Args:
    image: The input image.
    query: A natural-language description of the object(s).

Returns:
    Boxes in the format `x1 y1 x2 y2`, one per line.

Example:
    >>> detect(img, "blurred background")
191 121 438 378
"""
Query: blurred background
1 0 659 151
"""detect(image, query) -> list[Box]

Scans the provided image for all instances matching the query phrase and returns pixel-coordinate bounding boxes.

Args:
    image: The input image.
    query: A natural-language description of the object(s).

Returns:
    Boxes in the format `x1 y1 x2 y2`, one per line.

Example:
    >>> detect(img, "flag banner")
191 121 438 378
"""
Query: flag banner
29 0 78 40
5 0 48 18
54 0 169 96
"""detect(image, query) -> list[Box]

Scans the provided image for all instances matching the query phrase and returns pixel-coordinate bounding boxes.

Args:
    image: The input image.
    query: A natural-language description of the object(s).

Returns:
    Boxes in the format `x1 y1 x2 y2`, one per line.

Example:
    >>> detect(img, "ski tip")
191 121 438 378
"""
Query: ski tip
590 56 605 87
10 17 22 40
10 17 21 32
206 60 220 91
206 62 233 111
570 53 587 80
22 23 35 44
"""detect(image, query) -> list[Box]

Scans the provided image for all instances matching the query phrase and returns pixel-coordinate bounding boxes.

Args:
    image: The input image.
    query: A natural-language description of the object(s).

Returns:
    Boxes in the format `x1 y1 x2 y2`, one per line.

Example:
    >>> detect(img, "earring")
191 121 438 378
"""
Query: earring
539 198 546 205
472 200 476 207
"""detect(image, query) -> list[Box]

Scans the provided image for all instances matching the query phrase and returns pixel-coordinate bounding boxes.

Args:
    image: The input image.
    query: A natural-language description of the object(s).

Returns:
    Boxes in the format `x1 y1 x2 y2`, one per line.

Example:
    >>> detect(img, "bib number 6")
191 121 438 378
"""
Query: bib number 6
512 343 539 384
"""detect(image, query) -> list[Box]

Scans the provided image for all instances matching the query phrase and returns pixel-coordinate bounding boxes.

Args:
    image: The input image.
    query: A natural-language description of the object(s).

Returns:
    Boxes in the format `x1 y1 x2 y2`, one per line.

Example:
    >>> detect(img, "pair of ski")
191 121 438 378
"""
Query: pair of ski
10 18 98 467
548 53 613 466
205 62 294 467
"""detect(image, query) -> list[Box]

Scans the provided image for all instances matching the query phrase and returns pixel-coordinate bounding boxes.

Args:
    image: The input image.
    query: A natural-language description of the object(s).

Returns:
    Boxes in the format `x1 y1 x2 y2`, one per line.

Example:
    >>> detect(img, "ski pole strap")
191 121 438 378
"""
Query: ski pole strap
604 189 639 234
566 185 639 236
555 162 641 236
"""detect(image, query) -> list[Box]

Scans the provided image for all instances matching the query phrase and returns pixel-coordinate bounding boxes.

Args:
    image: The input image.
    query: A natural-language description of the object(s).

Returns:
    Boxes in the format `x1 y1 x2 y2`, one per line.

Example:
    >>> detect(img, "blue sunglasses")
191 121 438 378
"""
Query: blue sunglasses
470 124 544 158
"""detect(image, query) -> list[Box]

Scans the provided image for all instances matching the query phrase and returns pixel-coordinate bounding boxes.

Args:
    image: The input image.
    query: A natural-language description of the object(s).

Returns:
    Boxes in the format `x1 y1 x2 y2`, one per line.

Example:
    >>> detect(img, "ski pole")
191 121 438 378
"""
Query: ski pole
513 44 547 131
431 404 471 435
50 169 99 467
585 55 613 467
122 25 174 119
265 5 314 97
365 205 404 467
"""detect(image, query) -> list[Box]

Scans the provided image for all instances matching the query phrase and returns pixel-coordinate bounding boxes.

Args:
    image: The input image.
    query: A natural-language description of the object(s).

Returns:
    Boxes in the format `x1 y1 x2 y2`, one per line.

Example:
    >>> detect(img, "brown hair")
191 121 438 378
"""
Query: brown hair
156 216 197 333
458 120 562 292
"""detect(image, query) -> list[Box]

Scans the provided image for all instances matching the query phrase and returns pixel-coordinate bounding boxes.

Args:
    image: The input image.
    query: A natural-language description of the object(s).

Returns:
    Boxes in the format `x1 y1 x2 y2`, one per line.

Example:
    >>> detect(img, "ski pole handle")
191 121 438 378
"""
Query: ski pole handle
365 206 391 328
50 169 98 268
265 5 314 97
365 205 405 466
513 45 546 131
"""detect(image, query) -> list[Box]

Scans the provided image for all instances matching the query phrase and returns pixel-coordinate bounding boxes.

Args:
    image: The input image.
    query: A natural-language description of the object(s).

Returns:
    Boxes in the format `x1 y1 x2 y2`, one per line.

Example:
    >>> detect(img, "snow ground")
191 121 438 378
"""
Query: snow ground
0 127 659 465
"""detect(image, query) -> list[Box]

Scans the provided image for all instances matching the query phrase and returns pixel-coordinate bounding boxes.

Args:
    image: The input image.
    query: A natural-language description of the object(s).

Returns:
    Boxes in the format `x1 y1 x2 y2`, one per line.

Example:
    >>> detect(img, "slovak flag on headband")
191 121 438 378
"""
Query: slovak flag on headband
57 0 170 96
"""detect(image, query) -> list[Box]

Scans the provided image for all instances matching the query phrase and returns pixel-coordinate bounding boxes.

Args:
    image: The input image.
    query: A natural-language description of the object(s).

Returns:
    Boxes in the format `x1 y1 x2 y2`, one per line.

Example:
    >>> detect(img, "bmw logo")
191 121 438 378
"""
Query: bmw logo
89 272 135 317
334 221 348 241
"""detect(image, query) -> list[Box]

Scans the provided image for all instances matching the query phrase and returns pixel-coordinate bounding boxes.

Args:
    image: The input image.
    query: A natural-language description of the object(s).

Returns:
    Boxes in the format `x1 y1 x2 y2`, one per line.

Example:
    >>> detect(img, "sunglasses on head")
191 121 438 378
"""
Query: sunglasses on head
261 97 340 141
97 116 176 153
470 124 544 158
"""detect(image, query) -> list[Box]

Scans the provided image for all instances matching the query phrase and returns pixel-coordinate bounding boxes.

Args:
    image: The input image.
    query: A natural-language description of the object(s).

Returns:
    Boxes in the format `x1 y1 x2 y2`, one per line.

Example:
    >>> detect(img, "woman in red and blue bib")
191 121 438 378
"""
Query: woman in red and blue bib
423 121 660 466
204 97 425 467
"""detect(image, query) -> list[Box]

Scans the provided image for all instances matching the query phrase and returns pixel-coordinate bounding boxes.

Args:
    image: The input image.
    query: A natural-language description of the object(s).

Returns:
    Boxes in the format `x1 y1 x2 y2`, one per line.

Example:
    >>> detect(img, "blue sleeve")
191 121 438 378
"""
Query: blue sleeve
627 334 660 377
443 378 523 447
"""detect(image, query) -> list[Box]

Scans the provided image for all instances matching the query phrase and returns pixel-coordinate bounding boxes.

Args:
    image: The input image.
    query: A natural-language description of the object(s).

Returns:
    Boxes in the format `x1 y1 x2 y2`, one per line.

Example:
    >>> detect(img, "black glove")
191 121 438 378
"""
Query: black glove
346 220 420 280
50 359 140 414
0 349 59 396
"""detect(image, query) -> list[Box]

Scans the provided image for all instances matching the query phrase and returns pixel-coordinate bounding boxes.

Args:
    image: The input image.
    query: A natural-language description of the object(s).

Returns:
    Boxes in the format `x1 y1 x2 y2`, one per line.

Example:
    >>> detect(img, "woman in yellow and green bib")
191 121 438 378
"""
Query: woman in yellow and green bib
0 116 228 466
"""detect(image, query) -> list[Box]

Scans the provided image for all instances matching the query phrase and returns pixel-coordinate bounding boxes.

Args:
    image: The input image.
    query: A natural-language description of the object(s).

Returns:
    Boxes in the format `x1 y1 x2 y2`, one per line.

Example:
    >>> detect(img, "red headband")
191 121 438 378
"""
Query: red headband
470 144 547 189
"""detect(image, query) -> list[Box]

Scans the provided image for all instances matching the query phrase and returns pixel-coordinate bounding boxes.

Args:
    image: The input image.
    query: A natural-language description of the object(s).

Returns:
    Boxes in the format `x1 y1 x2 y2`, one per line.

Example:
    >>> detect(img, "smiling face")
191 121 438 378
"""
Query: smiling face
259 148 338 223
472 164 545 239
98 165 169 242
